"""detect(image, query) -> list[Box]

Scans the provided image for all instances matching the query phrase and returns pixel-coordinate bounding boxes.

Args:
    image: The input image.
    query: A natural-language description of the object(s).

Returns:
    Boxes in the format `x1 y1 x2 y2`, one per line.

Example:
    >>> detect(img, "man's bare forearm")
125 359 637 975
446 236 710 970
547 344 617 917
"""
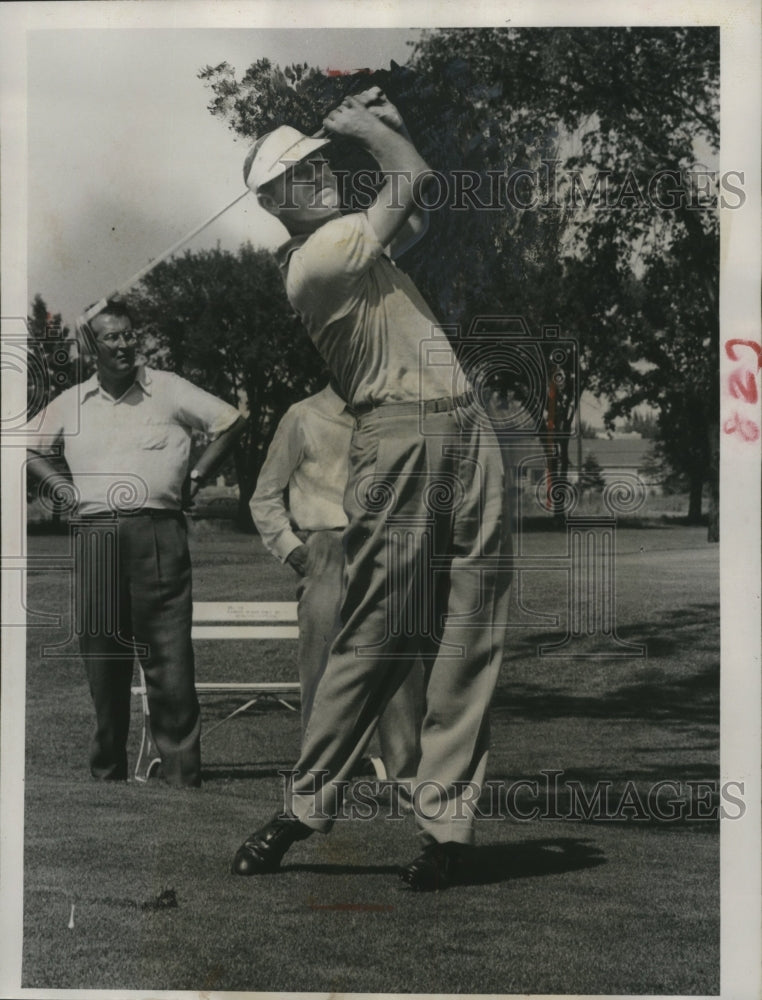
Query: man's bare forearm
324 100 428 195
354 90 430 255
323 97 430 246
193 416 247 480
359 120 429 195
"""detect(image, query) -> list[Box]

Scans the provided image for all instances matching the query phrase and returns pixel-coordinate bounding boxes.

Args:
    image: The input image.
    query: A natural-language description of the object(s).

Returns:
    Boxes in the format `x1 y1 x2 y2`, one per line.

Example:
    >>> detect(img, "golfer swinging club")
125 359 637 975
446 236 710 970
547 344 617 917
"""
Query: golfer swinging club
233 88 512 891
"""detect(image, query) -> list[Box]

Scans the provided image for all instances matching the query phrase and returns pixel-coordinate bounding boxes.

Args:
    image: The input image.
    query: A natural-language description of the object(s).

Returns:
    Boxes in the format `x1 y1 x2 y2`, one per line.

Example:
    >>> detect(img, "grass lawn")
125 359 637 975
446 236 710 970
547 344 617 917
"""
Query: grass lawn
21 522 720 995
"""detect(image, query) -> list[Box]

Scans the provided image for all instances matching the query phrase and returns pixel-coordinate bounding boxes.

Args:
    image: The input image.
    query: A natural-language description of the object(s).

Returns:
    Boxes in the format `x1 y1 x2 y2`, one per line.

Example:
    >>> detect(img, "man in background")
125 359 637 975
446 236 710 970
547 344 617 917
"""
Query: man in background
250 377 423 783
23 300 246 787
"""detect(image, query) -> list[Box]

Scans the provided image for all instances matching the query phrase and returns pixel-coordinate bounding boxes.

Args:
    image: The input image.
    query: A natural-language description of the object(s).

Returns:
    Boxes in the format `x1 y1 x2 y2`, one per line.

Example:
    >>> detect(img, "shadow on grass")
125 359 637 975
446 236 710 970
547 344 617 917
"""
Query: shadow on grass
502 602 718 664
281 862 402 876
495 602 719 726
513 515 709 532
466 837 607 884
493 660 718 725
279 838 606 886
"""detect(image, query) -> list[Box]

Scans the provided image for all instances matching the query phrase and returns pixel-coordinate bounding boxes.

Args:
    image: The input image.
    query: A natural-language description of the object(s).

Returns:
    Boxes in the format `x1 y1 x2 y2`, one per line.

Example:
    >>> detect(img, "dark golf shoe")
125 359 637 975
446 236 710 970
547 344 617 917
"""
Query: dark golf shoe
232 814 313 875
400 841 468 892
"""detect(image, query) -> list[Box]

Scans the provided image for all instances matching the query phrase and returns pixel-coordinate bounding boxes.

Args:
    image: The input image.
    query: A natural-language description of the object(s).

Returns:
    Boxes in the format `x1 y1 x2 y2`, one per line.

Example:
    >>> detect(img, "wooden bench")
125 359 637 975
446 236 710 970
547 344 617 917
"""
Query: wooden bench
132 601 300 782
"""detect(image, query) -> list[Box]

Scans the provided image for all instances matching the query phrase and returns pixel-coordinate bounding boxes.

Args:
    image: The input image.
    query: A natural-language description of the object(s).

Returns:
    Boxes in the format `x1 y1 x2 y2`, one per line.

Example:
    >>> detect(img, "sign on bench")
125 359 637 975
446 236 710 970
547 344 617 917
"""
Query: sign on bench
132 601 300 782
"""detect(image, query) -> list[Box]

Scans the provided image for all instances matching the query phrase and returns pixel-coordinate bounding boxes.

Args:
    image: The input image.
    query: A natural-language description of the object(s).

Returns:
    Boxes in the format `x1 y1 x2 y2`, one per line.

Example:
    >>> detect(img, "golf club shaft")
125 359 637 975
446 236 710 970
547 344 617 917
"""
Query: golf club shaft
82 188 251 323
117 126 327 297
113 189 251 297
83 124 332 322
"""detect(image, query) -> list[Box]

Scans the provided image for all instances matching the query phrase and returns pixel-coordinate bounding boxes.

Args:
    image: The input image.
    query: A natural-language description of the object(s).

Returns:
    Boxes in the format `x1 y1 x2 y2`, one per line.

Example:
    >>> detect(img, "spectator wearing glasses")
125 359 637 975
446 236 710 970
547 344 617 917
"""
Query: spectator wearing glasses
23 300 246 787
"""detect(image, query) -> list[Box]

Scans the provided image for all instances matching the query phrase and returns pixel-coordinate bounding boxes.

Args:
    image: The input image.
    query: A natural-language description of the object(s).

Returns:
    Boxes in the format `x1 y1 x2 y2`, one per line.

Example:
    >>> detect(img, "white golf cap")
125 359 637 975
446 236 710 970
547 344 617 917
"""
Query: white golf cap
243 126 330 193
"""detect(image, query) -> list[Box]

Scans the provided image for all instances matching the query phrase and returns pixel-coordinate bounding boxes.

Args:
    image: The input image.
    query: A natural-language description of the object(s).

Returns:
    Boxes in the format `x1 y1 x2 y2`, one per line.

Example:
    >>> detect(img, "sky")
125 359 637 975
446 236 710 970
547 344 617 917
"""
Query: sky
18 16 724 431
23 23 643 430
27 28 418 326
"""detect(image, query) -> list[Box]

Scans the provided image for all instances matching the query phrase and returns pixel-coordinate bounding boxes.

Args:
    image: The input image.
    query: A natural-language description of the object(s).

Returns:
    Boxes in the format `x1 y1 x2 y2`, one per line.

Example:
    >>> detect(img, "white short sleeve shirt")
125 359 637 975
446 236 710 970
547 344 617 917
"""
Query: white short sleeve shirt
23 366 241 514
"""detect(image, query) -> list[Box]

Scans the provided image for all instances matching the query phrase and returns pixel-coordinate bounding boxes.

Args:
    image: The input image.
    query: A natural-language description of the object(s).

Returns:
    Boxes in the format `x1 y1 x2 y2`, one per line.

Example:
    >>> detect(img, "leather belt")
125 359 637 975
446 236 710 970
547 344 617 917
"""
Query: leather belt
347 391 473 419
75 508 184 521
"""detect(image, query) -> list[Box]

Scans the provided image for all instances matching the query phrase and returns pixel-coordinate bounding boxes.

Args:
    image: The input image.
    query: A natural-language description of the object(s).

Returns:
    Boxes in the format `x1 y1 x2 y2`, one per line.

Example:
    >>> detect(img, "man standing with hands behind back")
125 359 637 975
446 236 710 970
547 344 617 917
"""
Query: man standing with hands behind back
23 300 246 787
233 88 511 889
250 375 423 783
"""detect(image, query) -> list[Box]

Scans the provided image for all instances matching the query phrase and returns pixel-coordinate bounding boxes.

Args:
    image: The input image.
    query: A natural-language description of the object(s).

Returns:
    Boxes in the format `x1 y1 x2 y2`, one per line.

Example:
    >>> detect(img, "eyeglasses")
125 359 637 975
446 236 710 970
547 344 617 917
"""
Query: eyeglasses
97 329 137 346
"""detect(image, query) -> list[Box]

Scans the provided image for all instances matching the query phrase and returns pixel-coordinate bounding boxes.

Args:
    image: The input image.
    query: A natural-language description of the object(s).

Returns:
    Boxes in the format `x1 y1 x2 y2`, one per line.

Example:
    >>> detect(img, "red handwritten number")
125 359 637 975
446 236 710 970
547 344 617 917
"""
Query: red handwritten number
723 412 760 442
723 340 760 442
728 368 759 404
725 339 762 368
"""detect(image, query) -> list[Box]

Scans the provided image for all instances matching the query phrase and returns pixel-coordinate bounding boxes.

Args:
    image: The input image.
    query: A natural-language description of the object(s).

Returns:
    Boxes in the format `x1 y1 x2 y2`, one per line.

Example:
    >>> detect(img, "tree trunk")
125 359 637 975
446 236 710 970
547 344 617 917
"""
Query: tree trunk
706 493 719 542
236 491 255 533
687 475 703 523
553 438 570 524
706 421 719 542
233 438 255 533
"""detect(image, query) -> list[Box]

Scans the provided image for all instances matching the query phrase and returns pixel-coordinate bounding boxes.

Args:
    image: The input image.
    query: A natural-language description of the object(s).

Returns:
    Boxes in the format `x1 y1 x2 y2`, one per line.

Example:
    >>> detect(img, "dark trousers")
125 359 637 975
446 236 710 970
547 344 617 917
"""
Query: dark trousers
74 511 201 786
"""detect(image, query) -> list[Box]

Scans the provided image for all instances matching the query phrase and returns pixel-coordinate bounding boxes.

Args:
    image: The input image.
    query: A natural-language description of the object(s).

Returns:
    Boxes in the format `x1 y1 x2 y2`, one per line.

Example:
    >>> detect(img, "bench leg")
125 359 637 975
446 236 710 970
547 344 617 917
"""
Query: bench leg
273 695 299 713
132 666 162 783
200 691 300 742
201 697 263 742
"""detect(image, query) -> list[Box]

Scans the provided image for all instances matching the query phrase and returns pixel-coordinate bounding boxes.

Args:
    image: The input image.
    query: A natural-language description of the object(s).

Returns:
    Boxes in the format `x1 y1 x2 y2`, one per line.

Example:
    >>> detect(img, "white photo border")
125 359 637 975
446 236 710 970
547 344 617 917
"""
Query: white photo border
1 2 759 999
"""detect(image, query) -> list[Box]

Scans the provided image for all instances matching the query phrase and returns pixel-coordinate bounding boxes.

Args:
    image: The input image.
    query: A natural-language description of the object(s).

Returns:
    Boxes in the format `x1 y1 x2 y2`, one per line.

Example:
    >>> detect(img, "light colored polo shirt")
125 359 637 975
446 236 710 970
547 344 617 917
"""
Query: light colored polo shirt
23 366 240 514
250 385 351 563
278 212 465 407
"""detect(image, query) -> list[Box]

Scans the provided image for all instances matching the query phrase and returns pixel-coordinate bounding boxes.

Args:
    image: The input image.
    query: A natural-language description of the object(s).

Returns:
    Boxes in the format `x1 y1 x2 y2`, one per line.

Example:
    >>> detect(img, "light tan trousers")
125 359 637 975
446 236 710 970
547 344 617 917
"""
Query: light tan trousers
288 401 512 845
296 528 424 781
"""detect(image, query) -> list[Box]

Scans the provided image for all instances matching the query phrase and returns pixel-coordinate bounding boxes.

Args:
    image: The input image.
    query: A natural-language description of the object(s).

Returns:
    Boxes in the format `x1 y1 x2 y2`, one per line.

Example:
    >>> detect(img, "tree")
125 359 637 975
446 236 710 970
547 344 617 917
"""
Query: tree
622 411 658 438
199 27 719 536
200 52 580 520
410 27 719 536
580 453 605 493
639 443 708 515
26 294 78 525
26 293 78 418
127 244 323 529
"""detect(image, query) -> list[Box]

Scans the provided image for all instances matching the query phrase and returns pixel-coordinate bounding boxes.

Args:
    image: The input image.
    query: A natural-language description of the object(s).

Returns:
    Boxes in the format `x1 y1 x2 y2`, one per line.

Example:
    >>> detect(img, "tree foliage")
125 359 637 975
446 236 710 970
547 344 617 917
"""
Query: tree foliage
26 294 79 522
622 411 658 439
580 453 605 493
414 27 720 535
27 293 78 419
199 27 719 532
